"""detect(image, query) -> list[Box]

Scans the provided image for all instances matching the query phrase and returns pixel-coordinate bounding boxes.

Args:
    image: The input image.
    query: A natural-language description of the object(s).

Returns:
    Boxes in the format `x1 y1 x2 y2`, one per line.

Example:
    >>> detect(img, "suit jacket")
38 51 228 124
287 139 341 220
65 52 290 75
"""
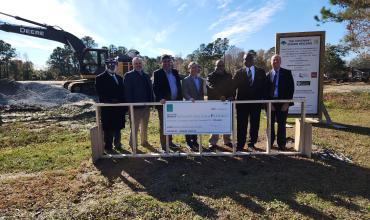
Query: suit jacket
153 68 183 102
233 66 267 101
206 70 235 100
266 67 295 105
182 75 204 101
95 70 126 130
123 70 153 103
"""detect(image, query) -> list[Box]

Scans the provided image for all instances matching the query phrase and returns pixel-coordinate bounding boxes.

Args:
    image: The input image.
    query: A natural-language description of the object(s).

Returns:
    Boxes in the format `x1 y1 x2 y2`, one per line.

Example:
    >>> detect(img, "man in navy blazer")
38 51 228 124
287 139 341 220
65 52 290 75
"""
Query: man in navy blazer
95 58 126 151
153 54 183 151
124 57 154 149
233 51 267 151
266 54 295 150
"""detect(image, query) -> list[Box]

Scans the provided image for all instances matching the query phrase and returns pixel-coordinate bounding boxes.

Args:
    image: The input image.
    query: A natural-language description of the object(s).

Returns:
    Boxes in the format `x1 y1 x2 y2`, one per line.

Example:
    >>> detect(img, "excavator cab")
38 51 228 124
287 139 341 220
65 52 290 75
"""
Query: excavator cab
81 48 108 79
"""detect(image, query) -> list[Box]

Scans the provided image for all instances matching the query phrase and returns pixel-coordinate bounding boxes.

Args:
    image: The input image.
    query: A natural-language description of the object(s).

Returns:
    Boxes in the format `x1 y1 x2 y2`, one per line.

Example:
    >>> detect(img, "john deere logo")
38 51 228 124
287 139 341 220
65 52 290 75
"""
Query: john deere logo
281 41 287 45
167 104 173 112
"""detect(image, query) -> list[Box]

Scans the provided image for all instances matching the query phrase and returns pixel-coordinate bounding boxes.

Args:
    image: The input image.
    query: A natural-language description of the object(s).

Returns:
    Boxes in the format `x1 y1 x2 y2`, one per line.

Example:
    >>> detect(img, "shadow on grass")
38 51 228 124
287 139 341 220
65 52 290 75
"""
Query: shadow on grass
313 122 370 137
95 155 370 219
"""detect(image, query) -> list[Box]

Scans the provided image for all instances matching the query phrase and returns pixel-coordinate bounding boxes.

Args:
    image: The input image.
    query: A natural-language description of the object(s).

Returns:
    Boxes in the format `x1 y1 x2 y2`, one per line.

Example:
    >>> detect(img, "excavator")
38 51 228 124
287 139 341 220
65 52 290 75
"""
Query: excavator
0 12 135 95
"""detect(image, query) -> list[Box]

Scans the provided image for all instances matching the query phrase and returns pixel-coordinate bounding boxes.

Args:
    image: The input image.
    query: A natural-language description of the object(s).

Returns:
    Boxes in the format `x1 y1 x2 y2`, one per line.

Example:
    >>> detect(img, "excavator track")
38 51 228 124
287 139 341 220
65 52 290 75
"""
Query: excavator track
67 80 96 95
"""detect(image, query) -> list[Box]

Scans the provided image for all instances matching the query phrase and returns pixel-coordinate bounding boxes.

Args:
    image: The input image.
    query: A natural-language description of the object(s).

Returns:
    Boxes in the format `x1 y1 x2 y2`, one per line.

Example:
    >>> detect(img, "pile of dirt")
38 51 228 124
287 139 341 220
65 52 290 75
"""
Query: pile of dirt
0 79 95 108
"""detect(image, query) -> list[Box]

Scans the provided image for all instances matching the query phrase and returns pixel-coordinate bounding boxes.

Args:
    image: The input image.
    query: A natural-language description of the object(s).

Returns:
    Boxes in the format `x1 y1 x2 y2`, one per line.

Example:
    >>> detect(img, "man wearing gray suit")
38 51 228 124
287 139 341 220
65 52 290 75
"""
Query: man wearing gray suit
182 62 204 150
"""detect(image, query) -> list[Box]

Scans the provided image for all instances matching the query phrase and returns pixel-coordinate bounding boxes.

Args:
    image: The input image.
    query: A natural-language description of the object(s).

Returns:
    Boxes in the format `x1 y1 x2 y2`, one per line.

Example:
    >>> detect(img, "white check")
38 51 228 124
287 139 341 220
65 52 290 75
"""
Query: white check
164 101 232 135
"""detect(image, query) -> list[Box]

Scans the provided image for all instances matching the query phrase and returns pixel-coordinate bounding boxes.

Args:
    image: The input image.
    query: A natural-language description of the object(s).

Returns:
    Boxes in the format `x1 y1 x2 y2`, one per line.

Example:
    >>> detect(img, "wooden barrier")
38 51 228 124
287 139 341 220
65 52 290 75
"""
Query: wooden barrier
91 99 311 162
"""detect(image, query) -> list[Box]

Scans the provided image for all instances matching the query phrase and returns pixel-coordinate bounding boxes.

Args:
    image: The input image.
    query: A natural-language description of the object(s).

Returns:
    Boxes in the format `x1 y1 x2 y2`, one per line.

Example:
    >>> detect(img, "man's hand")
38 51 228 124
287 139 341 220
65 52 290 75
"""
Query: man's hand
190 98 195 102
281 103 289 112
160 99 166 104
220 96 226 101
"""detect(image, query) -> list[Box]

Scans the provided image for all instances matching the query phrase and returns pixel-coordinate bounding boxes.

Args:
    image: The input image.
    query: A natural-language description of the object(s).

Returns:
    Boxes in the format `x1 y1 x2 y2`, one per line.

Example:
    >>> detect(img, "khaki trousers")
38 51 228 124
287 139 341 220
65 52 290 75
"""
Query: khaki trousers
129 107 150 147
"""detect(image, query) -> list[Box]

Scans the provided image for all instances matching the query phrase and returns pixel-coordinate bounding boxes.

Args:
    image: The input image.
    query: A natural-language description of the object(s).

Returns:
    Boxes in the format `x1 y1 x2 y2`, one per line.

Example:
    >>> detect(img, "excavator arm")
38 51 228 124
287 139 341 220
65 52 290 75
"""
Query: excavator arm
0 12 108 77
0 22 86 64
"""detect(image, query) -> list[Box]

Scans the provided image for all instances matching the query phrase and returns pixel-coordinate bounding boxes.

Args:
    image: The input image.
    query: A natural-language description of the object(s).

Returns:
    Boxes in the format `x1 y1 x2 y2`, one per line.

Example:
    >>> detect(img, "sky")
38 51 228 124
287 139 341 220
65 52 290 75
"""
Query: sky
0 0 348 69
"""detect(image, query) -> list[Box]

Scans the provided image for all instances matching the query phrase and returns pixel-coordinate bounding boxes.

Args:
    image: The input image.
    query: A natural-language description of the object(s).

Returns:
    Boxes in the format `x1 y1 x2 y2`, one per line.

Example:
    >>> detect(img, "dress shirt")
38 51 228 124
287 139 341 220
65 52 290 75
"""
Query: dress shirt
246 66 256 83
193 76 201 91
165 70 178 100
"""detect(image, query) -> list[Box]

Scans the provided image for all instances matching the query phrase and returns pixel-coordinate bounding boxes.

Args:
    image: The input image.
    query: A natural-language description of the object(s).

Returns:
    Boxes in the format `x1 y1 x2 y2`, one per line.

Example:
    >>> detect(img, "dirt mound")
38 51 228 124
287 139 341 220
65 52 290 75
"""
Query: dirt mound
0 79 22 95
0 79 95 108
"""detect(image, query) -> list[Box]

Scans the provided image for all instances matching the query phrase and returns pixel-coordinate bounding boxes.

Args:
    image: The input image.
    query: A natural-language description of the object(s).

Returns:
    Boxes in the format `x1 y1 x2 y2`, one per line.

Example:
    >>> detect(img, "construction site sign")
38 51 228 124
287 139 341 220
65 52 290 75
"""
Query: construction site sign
276 31 325 118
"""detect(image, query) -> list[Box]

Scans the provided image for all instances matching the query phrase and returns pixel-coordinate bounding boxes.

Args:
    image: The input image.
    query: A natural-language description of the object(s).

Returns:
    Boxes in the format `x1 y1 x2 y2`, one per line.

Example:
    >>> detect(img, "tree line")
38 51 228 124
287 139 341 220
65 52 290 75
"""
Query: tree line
0 0 368 81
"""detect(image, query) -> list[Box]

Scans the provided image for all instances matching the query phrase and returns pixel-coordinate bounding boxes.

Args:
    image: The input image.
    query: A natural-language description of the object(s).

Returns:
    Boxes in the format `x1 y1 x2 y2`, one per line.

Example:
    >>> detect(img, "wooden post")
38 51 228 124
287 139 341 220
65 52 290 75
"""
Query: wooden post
129 105 137 155
199 134 203 154
90 126 104 162
166 135 170 153
294 119 312 158
232 102 237 154
91 105 104 162
300 101 306 154
266 102 272 154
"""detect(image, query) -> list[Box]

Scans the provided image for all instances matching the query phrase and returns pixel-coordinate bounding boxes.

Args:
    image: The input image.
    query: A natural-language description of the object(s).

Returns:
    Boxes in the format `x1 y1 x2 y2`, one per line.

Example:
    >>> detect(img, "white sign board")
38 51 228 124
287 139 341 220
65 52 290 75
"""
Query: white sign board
279 35 321 114
164 101 232 135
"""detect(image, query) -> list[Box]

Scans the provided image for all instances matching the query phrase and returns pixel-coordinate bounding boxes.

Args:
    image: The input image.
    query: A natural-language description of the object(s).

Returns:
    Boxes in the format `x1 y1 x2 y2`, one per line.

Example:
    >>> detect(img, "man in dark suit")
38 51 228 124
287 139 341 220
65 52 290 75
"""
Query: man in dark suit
207 59 235 150
182 61 204 150
266 54 295 150
95 58 126 151
233 51 267 151
124 56 154 148
153 54 183 151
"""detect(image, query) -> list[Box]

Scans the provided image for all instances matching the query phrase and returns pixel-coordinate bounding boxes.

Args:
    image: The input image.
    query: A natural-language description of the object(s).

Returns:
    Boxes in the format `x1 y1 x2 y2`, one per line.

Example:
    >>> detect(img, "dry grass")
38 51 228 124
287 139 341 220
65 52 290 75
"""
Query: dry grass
0 91 369 219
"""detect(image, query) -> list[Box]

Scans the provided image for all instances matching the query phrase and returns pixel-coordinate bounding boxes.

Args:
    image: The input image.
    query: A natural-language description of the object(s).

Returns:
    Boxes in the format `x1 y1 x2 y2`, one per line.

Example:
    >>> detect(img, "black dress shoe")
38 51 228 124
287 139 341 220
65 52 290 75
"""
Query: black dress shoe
114 144 123 151
248 144 256 150
278 145 286 151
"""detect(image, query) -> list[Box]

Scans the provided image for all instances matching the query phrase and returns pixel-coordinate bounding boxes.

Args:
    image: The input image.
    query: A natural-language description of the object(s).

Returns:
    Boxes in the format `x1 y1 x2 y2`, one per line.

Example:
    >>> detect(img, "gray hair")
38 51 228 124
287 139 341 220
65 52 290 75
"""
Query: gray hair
270 54 281 62
132 56 143 64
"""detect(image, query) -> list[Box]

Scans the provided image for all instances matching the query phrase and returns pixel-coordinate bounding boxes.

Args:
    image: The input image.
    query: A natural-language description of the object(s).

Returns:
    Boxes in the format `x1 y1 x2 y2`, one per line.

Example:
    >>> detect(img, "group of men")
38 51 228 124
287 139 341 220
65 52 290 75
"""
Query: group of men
95 52 294 153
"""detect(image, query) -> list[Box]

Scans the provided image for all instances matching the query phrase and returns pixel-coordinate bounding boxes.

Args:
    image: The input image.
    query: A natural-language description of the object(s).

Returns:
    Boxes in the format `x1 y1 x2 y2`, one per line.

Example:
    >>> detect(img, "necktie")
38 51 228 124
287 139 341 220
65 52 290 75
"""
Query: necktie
272 71 278 97
247 68 252 86
112 74 119 85
194 77 200 91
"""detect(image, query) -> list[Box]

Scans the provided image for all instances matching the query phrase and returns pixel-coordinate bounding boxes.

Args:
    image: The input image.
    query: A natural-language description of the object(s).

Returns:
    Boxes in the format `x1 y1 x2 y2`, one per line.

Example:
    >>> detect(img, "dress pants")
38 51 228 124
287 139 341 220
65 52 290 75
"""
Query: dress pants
236 103 261 148
157 106 173 149
129 107 150 147
103 129 121 150
270 104 289 148
185 135 198 146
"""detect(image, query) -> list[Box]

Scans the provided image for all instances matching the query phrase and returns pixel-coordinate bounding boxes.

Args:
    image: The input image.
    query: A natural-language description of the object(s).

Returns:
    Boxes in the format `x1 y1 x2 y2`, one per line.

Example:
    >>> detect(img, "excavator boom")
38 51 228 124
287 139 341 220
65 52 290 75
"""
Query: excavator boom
0 12 109 94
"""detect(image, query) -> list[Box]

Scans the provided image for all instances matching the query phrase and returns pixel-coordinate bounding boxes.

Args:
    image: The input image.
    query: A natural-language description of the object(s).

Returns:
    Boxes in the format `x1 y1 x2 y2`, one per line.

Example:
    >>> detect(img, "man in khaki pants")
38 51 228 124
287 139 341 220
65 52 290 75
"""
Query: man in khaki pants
124 57 154 148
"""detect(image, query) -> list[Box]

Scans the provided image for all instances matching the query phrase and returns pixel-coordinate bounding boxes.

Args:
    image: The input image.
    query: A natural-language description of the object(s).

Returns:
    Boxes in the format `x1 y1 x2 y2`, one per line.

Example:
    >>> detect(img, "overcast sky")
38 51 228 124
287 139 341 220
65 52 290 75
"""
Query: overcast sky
0 0 347 69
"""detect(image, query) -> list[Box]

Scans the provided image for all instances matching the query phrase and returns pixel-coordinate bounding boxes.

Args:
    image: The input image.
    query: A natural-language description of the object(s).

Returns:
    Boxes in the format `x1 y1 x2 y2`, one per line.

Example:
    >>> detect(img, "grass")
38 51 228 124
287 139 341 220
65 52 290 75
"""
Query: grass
0 91 369 219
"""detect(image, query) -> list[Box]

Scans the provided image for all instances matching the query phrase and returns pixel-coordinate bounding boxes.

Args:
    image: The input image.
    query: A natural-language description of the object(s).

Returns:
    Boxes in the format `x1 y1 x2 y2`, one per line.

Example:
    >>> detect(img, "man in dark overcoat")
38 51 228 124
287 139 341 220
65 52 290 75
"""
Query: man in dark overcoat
95 58 126 151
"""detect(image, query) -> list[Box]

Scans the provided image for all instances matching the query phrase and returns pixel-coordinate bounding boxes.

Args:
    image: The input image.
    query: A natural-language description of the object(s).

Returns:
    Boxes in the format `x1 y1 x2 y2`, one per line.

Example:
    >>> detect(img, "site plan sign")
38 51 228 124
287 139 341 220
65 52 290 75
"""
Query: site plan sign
164 101 232 135
276 31 325 117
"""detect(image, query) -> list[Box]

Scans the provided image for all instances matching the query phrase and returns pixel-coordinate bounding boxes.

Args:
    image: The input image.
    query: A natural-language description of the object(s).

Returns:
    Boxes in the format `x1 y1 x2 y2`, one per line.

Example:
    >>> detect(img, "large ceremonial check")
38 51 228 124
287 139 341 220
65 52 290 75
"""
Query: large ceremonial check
164 101 232 135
